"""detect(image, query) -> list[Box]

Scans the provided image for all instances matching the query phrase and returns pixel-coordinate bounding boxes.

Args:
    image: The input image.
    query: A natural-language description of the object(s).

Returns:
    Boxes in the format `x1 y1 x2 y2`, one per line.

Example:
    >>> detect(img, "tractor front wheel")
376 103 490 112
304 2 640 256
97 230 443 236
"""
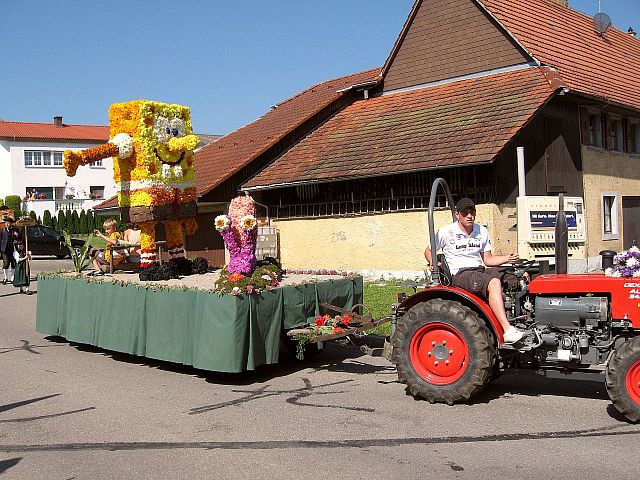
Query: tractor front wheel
606 336 640 423
391 299 496 405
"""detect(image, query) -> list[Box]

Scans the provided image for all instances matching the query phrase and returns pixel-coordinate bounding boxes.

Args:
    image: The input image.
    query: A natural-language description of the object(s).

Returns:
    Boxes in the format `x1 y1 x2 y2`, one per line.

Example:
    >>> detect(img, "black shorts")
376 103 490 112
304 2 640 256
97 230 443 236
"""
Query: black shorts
452 267 514 297
2 251 16 270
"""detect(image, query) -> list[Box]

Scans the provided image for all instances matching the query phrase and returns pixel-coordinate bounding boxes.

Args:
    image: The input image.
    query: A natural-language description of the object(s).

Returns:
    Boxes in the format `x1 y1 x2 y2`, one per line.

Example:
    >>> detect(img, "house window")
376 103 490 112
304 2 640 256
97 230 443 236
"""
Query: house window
90 186 105 200
608 116 624 153
24 150 65 167
25 187 54 200
630 121 640 155
587 111 603 148
602 192 619 240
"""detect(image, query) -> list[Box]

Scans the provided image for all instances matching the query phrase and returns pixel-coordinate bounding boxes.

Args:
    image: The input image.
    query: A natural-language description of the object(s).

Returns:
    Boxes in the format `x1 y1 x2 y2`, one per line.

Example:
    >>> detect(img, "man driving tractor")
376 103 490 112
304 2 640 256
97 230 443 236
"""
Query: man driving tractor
425 197 526 344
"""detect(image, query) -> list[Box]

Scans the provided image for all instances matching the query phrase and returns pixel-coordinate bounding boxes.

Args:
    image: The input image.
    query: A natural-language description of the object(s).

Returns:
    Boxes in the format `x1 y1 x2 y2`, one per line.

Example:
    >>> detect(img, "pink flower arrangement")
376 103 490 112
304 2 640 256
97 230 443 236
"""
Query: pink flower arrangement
214 195 258 275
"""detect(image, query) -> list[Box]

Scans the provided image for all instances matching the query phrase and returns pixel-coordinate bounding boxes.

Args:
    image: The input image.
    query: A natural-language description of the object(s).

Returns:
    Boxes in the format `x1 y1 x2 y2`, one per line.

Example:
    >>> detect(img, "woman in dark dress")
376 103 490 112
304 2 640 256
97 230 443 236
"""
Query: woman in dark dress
12 241 32 294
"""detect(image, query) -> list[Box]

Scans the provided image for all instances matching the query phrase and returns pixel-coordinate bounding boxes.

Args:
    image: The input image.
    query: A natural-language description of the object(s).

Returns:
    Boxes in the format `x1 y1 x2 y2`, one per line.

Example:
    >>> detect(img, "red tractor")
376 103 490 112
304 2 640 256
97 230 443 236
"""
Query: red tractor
390 179 640 423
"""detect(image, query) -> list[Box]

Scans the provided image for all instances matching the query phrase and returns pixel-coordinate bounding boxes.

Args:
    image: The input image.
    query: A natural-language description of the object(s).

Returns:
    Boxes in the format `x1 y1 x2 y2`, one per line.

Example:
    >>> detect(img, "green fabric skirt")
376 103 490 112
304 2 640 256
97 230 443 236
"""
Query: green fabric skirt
36 275 363 373
12 261 29 287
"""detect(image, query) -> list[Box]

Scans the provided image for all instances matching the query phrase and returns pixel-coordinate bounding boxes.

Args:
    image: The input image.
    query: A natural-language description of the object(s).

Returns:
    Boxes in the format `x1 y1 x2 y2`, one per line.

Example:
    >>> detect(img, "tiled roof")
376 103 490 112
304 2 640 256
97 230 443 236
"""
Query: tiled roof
243 67 555 189
0 121 109 142
194 68 381 195
479 0 640 111
93 195 119 210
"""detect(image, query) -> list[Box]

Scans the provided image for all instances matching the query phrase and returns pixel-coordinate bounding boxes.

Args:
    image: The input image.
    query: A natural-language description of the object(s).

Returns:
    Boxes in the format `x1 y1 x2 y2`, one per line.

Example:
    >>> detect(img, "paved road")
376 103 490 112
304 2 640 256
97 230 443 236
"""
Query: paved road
1 258 640 479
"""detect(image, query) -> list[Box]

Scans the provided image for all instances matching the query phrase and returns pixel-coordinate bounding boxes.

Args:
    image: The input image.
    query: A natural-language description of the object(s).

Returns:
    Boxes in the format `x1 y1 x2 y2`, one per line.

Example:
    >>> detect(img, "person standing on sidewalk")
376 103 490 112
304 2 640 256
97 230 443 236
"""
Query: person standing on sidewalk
1 217 18 285
12 240 32 294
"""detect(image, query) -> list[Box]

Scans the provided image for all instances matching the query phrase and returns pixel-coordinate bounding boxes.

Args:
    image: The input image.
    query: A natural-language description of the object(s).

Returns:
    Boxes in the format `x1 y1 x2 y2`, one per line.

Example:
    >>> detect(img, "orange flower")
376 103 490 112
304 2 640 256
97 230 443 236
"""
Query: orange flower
341 315 351 325
333 327 344 334
228 273 244 282
315 316 327 326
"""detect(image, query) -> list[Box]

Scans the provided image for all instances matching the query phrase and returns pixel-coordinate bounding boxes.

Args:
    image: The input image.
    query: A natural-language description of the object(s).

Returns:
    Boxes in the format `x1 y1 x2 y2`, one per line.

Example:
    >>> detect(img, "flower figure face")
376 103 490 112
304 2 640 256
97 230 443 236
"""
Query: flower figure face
214 215 231 231
240 215 257 231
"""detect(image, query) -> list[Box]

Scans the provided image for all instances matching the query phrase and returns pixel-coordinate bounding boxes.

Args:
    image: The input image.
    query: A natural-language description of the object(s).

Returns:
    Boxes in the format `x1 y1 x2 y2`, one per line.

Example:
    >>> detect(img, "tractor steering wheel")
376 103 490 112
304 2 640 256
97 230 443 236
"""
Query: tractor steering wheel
500 259 536 275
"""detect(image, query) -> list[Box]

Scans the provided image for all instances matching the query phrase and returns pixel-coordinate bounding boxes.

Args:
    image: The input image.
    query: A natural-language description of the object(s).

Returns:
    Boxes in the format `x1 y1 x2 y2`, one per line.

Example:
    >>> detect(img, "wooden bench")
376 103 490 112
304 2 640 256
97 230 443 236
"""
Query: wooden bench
107 241 166 273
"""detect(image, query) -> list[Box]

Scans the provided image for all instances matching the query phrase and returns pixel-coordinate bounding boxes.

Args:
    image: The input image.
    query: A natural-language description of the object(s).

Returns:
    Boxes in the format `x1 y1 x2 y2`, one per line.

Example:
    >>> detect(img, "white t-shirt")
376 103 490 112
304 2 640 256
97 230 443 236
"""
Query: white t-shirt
434 222 492 275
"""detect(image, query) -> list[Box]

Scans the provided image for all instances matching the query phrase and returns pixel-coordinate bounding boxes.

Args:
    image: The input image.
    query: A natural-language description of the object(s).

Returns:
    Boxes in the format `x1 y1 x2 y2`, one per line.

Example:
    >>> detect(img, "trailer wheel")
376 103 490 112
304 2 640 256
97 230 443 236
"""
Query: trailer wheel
391 299 496 405
606 336 640 423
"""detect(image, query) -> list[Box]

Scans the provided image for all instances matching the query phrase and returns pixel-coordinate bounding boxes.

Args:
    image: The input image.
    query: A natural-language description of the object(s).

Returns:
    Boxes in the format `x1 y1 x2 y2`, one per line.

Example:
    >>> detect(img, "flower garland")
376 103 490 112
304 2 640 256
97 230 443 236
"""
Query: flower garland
605 246 640 278
213 263 282 295
294 314 355 359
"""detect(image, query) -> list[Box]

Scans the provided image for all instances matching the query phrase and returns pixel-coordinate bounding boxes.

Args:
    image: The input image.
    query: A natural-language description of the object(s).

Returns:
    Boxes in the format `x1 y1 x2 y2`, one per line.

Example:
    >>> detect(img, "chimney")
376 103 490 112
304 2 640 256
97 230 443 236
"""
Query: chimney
548 0 569 6
53 116 63 127
629 27 637 37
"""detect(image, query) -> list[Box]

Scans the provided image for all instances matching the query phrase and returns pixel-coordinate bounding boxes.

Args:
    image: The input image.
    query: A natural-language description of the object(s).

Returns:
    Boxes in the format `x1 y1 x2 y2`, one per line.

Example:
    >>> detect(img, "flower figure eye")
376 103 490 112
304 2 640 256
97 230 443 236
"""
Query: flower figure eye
165 127 171 134
172 128 179 137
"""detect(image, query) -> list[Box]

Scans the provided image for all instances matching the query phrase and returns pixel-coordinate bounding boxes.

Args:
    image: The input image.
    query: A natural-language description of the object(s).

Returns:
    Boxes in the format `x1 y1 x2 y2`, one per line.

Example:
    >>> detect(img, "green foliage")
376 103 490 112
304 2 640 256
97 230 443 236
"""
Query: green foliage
65 210 73 233
57 210 66 232
363 281 416 336
62 230 95 272
79 210 88 234
71 210 80 234
50 216 57 231
43 210 52 227
4 195 21 214
86 210 94 233
37 215 42 225
29 210 37 220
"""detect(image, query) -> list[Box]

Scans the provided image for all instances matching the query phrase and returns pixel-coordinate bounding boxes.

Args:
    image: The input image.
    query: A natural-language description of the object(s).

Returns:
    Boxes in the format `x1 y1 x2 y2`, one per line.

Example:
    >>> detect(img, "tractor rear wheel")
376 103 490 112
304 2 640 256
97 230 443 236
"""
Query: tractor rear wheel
606 336 640 423
391 299 496 405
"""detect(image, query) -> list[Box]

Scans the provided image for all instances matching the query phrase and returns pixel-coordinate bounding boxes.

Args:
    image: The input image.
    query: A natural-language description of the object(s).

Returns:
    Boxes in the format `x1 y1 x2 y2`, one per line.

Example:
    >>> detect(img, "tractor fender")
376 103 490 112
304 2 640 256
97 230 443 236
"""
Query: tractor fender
399 286 504 344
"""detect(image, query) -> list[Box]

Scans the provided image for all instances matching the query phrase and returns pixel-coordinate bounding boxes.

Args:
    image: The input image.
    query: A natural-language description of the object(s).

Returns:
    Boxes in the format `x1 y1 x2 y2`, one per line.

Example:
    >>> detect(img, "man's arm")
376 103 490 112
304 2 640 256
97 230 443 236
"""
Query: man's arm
481 250 519 266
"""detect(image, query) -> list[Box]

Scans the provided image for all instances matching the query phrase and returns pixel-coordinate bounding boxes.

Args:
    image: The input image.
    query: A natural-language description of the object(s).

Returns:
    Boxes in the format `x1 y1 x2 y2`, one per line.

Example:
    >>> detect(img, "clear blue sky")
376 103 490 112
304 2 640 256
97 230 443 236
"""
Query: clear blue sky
1 0 637 135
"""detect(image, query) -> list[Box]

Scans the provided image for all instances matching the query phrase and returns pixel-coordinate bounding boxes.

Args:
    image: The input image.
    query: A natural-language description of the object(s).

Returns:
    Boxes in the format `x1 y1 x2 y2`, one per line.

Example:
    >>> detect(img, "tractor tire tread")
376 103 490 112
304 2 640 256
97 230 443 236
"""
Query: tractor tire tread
605 336 640 423
391 298 496 404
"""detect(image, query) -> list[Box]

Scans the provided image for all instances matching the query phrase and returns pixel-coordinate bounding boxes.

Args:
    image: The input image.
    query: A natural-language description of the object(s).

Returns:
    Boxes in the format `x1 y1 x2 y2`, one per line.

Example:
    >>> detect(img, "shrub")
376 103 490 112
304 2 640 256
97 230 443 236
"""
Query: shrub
65 210 73 233
29 210 37 220
43 210 52 227
71 210 80 234
86 210 94 233
57 210 66 232
79 210 88 234
139 262 179 281
4 195 21 215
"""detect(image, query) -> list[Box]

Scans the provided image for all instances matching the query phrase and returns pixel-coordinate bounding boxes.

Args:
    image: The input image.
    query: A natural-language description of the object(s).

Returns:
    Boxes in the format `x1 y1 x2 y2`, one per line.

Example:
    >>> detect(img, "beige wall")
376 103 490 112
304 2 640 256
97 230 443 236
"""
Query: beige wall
273 204 518 274
582 147 640 255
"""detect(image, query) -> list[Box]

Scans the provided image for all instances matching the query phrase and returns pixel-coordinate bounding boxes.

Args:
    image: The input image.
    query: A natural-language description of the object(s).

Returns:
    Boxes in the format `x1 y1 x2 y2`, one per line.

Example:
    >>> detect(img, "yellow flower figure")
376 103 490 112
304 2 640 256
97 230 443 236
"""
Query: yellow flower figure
64 100 200 267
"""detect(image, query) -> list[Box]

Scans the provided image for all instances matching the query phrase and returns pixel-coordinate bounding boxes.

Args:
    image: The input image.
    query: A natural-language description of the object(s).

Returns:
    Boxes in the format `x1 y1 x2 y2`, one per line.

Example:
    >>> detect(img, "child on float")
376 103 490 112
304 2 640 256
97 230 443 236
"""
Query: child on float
122 222 142 263
89 219 125 276
12 240 32 295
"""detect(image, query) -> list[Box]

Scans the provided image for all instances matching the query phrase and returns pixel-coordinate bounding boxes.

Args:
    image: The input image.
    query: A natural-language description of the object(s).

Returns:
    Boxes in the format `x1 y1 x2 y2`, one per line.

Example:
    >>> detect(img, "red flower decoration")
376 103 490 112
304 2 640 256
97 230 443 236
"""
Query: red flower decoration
315 316 326 326
228 273 244 282
333 327 344 334
341 315 351 325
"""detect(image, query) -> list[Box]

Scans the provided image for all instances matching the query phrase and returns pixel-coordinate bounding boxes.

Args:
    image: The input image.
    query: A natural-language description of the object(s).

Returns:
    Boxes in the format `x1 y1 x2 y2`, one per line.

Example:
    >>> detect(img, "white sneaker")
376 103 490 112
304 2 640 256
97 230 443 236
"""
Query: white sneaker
503 326 524 343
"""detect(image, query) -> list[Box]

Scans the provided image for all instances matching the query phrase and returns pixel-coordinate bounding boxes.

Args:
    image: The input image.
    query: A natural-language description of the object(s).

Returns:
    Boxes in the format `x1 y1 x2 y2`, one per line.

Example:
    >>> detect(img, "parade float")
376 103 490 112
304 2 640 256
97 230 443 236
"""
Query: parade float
35 101 362 373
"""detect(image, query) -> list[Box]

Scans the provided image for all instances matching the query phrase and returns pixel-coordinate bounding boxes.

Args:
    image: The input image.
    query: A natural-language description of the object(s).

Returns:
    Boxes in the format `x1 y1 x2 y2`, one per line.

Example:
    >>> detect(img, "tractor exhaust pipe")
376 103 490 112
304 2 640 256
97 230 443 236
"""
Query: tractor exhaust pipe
555 193 568 274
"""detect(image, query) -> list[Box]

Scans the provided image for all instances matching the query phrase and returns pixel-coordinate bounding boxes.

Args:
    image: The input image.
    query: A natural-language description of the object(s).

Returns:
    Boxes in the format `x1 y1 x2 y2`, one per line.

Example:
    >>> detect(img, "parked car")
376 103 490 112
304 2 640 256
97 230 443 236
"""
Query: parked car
24 225 85 258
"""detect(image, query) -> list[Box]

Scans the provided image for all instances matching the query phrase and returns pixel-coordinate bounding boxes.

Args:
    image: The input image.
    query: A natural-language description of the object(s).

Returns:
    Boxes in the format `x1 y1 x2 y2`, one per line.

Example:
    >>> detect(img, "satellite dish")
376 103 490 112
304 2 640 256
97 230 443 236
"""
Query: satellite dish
593 12 612 36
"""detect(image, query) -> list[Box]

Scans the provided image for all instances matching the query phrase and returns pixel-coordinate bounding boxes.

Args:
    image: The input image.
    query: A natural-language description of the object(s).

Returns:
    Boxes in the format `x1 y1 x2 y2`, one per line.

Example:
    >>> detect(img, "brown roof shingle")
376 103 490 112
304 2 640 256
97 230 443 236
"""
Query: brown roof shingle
243 67 555 189
194 68 381 195
480 0 640 111
0 121 109 142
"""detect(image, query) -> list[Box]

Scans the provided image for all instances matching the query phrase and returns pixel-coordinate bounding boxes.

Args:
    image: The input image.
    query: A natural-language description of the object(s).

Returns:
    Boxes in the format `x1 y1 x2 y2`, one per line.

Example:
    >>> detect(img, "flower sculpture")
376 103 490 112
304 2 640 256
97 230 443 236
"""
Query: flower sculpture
605 246 640 278
215 195 258 275
63 100 200 267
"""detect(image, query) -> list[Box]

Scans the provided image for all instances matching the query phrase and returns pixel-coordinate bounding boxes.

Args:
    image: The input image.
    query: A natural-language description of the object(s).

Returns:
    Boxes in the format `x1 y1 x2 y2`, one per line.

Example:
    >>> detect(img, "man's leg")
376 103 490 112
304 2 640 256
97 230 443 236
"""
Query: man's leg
487 277 523 343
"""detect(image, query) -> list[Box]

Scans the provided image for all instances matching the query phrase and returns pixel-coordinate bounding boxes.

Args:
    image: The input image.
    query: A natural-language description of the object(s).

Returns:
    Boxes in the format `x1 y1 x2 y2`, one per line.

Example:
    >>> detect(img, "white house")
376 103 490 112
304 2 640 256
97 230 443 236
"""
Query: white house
0 116 116 219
